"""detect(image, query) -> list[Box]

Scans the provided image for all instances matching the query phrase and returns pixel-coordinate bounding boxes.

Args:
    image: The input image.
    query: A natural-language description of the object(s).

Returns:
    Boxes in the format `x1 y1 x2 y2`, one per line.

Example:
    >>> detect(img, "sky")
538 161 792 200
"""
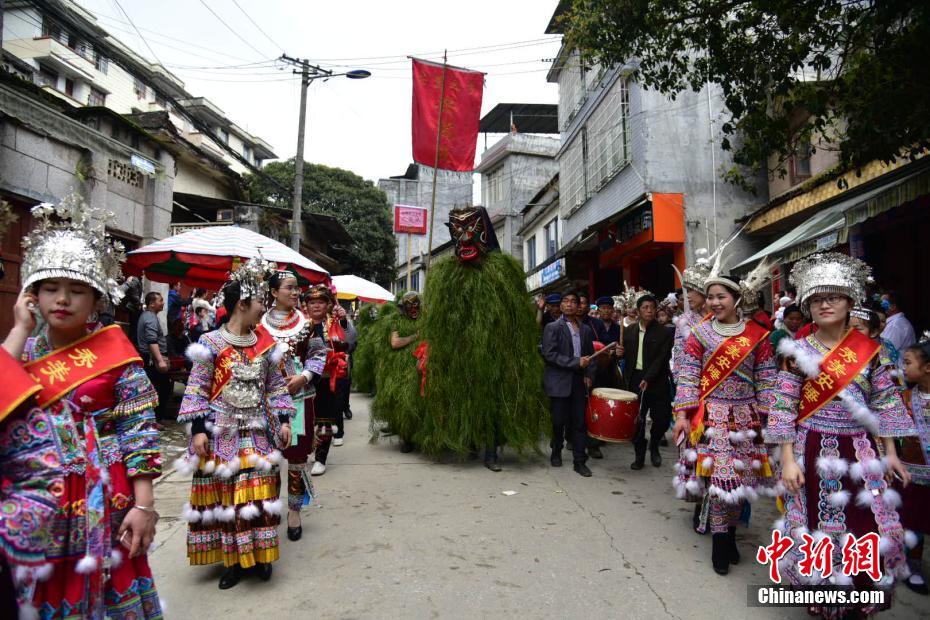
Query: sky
75 0 563 187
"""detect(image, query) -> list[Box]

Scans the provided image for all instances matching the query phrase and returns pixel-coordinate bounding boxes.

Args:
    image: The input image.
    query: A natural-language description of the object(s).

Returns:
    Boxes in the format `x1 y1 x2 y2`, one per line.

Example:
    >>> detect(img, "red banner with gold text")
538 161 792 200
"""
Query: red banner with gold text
411 58 484 172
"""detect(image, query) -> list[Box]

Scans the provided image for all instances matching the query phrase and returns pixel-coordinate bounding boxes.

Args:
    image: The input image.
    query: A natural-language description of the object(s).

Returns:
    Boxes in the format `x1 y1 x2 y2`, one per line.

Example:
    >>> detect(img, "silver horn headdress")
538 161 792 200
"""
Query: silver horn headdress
21 195 126 303
789 252 871 315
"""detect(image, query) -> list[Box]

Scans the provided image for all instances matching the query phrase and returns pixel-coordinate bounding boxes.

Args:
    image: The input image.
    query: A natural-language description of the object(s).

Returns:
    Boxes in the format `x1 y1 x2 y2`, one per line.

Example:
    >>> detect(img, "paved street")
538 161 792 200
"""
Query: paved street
150 394 928 619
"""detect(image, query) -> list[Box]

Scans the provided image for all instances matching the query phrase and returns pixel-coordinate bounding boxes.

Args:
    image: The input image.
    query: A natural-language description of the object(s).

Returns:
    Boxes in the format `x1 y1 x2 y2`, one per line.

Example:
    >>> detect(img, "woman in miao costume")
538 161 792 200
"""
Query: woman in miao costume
175 258 295 589
767 253 915 619
671 257 777 575
3 198 163 618
259 269 326 541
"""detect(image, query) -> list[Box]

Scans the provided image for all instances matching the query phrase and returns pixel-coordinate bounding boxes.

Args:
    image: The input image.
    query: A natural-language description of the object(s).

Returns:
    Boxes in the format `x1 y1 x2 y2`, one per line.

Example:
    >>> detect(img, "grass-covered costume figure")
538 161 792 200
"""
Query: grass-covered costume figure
351 303 381 395
417 206 545 470
369 292 422 452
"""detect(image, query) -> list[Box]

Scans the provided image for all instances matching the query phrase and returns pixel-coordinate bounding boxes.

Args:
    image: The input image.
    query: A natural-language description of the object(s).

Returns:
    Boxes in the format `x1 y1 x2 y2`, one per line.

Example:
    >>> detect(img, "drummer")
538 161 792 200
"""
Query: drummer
617 294 675 469
541 290 597 477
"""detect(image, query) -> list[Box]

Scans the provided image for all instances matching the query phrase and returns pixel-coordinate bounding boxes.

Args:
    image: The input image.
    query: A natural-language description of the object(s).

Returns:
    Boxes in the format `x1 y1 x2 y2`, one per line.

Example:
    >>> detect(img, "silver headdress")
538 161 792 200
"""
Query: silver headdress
680 248 712 292
21 195 126 303
850 305 877 322
613 282 653 312
225 257 276 302
738 257 774 312
789 252 871 314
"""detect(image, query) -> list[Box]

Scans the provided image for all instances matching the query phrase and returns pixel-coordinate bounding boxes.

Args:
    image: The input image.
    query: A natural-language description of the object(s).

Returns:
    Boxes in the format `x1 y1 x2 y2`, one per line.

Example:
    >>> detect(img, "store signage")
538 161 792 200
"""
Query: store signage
393 205 429 234
541 258 564 285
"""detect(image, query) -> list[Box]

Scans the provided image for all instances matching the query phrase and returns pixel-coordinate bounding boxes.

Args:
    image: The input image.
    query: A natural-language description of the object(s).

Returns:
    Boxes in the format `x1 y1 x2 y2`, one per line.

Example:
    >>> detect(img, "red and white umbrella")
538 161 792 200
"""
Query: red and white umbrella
332 274 394 304
126 225 330 289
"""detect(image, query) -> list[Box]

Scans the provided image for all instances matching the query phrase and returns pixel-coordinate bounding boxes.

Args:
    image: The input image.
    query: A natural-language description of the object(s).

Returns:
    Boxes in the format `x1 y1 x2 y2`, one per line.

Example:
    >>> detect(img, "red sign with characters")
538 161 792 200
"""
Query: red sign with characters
394 204 429 235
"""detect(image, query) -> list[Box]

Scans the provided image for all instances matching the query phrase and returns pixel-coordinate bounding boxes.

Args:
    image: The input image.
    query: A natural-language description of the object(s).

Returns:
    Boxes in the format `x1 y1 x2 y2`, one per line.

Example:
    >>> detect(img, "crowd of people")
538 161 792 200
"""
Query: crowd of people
0 195 928 619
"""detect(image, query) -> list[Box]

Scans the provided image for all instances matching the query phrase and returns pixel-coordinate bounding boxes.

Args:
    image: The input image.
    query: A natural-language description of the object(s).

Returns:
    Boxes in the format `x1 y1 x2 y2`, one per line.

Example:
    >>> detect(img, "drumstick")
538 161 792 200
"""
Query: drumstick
588 342 617 361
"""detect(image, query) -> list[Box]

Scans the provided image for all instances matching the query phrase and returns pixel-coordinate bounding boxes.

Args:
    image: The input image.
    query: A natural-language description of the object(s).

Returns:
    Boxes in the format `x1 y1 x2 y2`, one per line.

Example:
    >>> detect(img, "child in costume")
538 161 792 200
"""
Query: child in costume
768 253 915 618
4 197 163 618
176 258 295 589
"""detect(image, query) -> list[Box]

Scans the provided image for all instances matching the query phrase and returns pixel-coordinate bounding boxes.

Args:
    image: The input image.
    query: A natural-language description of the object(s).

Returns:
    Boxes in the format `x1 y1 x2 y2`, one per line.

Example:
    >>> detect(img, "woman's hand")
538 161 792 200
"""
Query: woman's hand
285 374 308 395
673 416 690 444
12 289 37 333
192 433 209 458
280 423 291 448
118 505 158 558
884 453 911 487
781 458 805 494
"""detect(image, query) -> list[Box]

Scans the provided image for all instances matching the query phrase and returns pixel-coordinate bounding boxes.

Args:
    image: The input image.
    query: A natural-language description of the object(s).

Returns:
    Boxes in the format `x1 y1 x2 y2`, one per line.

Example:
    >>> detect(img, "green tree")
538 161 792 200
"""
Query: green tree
564 0 930 190
245 159 396 285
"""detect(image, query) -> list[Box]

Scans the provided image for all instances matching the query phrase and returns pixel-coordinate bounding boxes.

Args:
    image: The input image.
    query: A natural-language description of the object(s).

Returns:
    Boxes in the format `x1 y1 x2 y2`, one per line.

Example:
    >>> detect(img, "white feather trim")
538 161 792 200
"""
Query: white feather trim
12 565 29 586
18 604 39 620
729 431 746 444
733 459 746 471
882 488 902 509
675 485 686 499
751 459 762 470
239 503 261 521
172 455 196 476
855 488 875 507
75 555 97 574
205 420 215 433
685 449 698 462
247 453 260 466
745 429 758 440
215 463 231 479
701 457 713 470
685 479 701 495
863 458 885 475
827 490 851 508
792 526 810 541
257 458 273 472
262 498 284 515
185 342 214 363
181 502 202 523
184 422 192 437
833 572 853 586
269 342 287 365
110 548 123 568
268 450 283 465
219 506 237 522
879 535 895 556
704 427 716 438
849 461 864 481
34 562 53 582
202 460 216 475
744 486 759 502
201 508 216 526
905 530 919 549
774 518 787 533
812 530 831 544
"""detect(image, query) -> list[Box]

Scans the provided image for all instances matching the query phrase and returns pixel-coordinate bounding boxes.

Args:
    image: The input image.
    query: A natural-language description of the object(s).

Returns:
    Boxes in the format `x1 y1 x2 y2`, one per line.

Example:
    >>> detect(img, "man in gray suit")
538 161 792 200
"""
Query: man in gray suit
541 291 597 477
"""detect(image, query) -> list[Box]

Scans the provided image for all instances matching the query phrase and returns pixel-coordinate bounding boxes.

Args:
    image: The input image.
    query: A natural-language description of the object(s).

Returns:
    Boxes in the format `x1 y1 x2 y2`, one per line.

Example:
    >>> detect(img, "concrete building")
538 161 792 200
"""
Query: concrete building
379 163 472 293
544 6 768 298
476 103 560 261
518 173 569 295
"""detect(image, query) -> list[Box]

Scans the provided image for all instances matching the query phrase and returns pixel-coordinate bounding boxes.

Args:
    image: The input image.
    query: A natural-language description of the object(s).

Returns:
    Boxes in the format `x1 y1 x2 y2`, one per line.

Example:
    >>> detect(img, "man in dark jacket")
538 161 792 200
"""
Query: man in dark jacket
541 291 597 477
617 294 674 469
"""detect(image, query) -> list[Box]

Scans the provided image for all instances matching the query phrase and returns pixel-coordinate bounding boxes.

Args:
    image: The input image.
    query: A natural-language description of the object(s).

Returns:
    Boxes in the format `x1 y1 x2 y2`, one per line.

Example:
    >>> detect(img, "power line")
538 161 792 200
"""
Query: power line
231 0 280 53
197 0 269 59
110 0 164 66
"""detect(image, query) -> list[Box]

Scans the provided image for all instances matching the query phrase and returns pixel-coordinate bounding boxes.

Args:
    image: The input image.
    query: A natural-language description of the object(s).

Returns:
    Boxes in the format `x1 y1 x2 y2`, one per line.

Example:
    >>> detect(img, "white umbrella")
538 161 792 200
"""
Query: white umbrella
126 225 330 288
333 274 394 304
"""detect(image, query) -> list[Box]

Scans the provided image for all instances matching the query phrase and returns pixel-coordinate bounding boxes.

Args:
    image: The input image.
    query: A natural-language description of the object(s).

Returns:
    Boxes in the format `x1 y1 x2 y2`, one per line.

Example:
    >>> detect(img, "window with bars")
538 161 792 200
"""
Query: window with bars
481 166 505 208
557 49 587 131
88 87 106 106
95 52 108 74
38 65 58 89
560 132 587 213
133 78 146 100
586 77 631 191
544 218 559 258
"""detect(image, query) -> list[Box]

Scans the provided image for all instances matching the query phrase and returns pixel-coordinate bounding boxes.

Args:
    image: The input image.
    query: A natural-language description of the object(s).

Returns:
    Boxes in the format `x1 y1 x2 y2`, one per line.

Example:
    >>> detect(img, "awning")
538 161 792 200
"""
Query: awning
736 164 930 269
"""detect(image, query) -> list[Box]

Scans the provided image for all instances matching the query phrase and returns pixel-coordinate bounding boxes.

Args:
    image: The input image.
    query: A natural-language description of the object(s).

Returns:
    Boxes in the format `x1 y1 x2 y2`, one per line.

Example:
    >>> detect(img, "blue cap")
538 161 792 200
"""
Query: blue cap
545 293 562 304
594 296 613 307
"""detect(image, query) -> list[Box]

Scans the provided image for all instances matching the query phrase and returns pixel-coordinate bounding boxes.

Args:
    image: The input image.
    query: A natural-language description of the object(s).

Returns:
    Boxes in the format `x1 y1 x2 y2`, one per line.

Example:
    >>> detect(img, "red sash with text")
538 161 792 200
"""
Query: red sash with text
209 325 277 402
0 348 41 422
23 325 141 409
690 320 770 444
797 329 880 424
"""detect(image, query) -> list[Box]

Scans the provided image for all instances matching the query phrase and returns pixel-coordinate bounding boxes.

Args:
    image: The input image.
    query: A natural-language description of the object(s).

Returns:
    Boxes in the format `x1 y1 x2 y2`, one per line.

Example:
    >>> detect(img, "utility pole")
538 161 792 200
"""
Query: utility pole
279 54 333 251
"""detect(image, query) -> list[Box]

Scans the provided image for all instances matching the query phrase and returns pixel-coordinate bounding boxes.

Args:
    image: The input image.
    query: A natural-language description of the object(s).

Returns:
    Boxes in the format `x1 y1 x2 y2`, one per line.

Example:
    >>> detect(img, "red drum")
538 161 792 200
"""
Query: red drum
586 388 639 443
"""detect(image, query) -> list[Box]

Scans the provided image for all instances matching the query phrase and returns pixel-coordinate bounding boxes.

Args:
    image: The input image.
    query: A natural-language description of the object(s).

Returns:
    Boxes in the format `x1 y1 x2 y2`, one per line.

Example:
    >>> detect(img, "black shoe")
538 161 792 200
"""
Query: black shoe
257 562 273 582
550 450 562 467
588 446 604 459
692 503 702 533
287 525 302 541
484 460 502 472
631 451 645 470
344 409 353 420
573 462 592 477
727 527 740 565
904 574 930 595
219 565 242 589
650 450 662 468
399 439 414 453
712 533 730 575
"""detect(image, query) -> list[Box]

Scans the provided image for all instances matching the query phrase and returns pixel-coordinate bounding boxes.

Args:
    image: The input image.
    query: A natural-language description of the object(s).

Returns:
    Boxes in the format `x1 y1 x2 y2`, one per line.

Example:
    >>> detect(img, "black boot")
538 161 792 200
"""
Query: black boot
650 449 662 467
631 448 646 470
692 503 702 533
219 564 242 589
712 533 730 575
257 562 273 582
550 449 562 467
727 527 740 564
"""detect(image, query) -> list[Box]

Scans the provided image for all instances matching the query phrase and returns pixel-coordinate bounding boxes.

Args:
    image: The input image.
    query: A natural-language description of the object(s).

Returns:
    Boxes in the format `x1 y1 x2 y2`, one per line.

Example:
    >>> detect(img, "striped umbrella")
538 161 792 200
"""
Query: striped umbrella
332 274 394 304
125 225 330 289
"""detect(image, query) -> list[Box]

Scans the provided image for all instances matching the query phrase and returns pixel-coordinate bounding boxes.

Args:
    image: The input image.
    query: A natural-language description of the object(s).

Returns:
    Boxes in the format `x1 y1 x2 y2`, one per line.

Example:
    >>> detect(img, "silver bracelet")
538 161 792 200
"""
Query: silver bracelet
132 504 160 519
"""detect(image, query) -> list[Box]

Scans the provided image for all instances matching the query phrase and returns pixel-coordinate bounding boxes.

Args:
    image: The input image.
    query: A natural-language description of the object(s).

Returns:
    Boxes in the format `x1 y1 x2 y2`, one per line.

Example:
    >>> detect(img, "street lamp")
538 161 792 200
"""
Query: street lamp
280 55 370 251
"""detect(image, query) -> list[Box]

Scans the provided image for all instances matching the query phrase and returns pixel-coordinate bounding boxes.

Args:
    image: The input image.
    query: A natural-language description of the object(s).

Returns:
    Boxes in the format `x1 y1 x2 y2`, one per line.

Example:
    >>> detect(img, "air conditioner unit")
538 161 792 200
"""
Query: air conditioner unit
216 209 234 222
